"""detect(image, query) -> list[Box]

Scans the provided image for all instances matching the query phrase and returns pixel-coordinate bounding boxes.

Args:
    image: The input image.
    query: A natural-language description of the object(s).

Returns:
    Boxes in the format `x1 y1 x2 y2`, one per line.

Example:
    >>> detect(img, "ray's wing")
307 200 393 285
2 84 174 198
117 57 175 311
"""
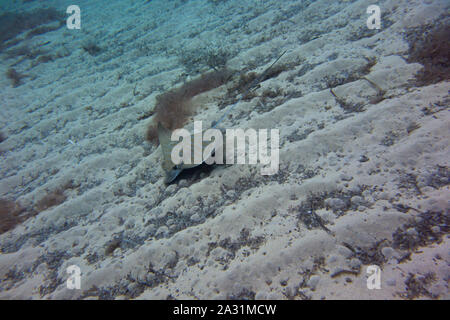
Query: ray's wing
157 122 176 170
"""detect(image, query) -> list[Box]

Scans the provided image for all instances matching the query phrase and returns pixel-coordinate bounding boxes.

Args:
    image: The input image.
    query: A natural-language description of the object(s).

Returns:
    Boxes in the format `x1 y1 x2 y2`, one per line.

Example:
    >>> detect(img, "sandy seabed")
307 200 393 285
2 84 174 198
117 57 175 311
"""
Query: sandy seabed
0 0 448 299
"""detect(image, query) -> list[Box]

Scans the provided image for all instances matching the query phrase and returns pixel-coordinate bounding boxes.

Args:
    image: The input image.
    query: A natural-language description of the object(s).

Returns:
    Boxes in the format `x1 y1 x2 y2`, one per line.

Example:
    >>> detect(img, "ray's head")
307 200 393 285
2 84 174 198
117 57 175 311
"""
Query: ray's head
164 166 183 184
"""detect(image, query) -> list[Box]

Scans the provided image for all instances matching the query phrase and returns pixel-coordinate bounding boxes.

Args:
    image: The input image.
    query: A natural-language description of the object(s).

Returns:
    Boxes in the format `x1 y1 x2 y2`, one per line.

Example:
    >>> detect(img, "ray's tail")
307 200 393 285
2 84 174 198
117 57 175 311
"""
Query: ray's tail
211 50 288 129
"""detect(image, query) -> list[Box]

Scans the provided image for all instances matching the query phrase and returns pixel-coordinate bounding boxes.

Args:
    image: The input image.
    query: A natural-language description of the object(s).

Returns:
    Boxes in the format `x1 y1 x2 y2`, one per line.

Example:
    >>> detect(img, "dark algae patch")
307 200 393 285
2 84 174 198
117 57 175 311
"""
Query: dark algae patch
406 21 450 86
0 7 63 48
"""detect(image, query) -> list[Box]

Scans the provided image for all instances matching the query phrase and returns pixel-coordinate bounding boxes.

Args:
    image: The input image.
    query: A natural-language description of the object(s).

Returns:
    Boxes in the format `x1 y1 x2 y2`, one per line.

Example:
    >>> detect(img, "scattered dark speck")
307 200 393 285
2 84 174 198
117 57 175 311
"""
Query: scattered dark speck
359 155 369 162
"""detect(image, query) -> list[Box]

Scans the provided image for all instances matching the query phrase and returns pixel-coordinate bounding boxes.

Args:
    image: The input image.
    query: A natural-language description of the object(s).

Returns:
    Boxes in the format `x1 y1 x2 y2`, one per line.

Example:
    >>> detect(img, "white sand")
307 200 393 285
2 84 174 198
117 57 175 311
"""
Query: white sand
0 0 448 299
